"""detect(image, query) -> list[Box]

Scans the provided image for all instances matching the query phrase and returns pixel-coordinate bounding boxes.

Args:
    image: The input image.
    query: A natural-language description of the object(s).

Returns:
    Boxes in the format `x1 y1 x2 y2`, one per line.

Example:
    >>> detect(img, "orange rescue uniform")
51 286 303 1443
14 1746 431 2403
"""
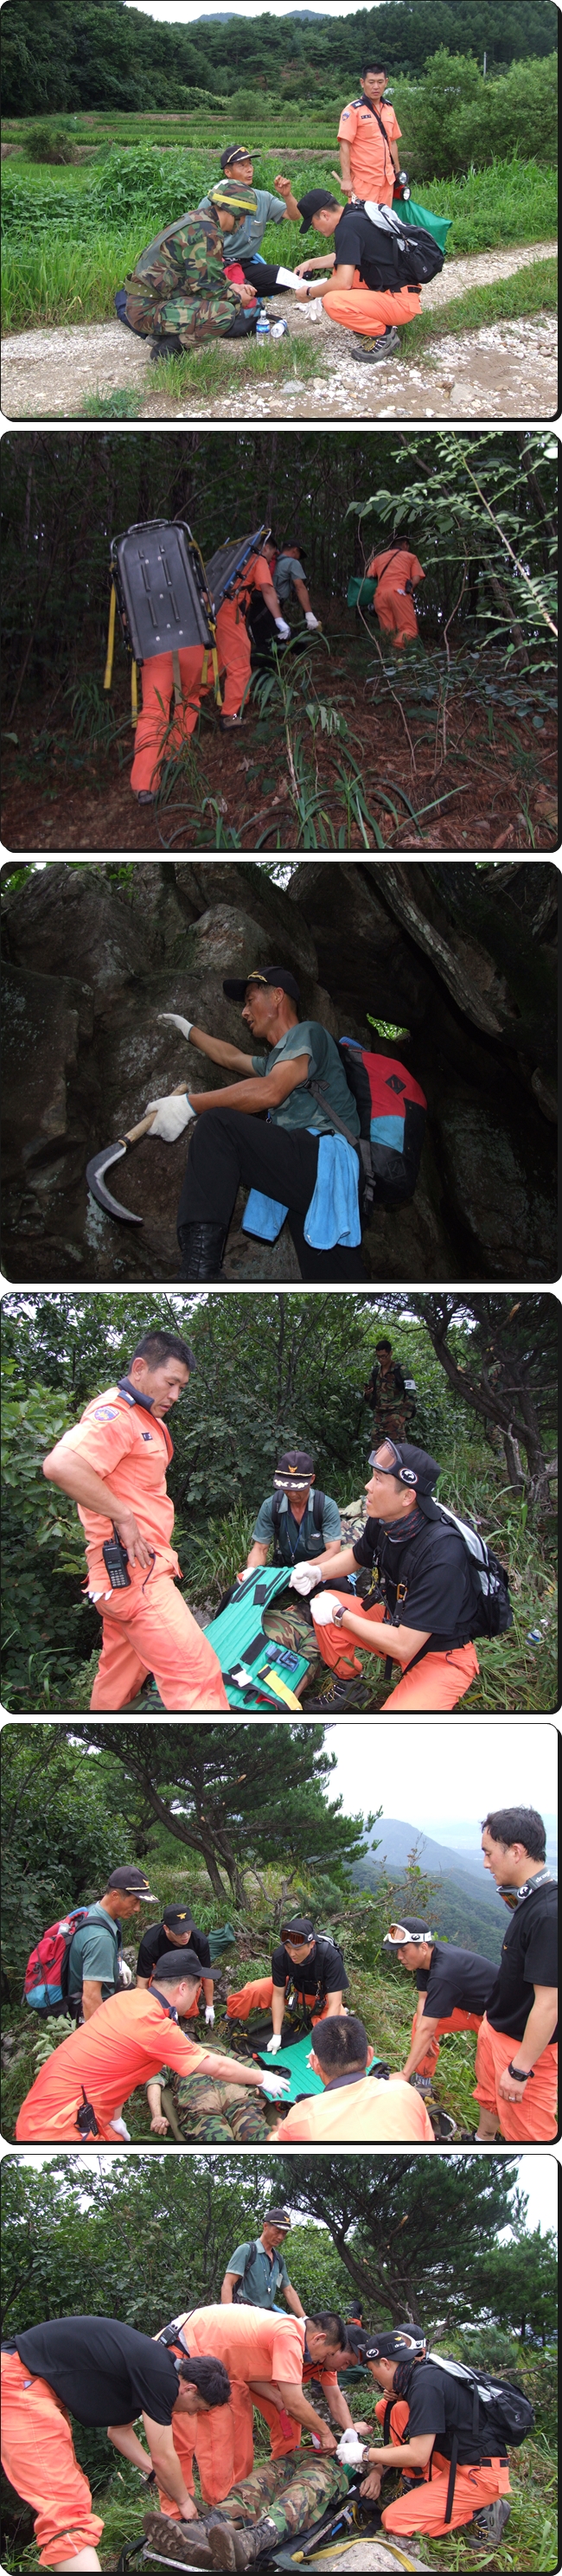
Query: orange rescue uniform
411 2002 482 2082
367 548 425 645
227 1976 329 2026
337 98 401 208
0 2350 105 2570
374 2397 511 2541
474 2013 558 2142
312 1591 479 1710
259 2359 341 2463
214 553 275 717
55 1383 227 1710
131 645 206 794
323 280 421 343
156 2309 306 2515
15 1987 223 2142
273 2075 434 2144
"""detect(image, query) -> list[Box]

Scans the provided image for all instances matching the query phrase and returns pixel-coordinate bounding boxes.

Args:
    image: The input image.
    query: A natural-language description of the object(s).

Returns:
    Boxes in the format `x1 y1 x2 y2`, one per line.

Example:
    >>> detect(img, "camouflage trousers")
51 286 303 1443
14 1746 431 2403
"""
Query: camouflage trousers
162 2073 271 2143
217 2454 350 2537
372 1407 410 1446
262 1597 319 1681
125 287 242 347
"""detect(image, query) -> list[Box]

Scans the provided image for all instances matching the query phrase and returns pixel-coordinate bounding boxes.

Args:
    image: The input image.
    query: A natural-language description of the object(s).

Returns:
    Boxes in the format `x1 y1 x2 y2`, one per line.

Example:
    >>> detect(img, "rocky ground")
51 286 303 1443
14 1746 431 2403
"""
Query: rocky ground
2 240 557 421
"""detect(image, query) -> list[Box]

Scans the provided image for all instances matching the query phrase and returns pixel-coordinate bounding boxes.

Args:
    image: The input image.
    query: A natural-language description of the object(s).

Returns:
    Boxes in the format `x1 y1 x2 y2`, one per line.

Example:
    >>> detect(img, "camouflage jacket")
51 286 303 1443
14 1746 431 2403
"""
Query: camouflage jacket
124 211 239 330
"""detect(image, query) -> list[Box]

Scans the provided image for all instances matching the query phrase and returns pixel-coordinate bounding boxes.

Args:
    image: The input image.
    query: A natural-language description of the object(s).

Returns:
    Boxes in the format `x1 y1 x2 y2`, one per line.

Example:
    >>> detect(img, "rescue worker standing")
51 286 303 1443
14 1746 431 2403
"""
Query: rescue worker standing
382 1917 496 2089
352 2329 512 2552
338 63 402 208
116 181 259 358
367 543 425 649
131 640 208 805
363 1338 416 1445
473 1806 558 2143
42 1328 229 1711
306 1440 480 1714
15 1950 288 2143
0 2312 232 2575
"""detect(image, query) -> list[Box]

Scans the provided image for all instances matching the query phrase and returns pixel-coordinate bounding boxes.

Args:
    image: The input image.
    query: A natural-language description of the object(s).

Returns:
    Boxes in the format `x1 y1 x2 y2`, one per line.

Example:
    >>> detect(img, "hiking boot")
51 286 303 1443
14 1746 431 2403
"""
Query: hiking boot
207 2519 238 2572
226 2518 279 2569
305 1674 358 1711
143 2510 214 2566
466 2500 511 2551
150 334 184 362
177 1222 227 1280
348 325 400 363
136 790 156 804
220 711 244 731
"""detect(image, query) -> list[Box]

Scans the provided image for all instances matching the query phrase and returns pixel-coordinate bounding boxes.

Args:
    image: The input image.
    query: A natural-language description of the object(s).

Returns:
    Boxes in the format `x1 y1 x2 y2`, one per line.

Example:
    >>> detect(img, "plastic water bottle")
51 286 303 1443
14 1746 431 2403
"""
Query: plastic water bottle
256 311 271 343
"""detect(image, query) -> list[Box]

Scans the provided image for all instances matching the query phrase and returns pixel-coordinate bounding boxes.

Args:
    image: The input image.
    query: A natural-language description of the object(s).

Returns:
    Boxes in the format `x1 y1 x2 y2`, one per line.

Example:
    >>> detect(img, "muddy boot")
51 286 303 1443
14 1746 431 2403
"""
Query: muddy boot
229 2518 279 2569
143 2510 214 2566
207 2518 238 2571
150 334 184 362
220 712 244 731
466 2500 511 2551
136 790 156 804
177 1222 227 1280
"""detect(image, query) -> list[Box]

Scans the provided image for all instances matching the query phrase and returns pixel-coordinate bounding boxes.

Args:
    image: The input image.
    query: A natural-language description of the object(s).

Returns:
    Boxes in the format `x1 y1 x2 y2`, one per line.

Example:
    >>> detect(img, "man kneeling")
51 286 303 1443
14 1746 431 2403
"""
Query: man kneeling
271 2014 434 2143
353 2329 512 2553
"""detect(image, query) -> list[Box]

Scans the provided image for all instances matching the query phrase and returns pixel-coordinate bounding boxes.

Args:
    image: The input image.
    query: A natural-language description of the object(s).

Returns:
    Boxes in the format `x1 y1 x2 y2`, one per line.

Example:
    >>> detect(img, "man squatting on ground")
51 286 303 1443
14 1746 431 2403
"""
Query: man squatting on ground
42 1328 229 1712
0 2313 232 2573
147 965 364 1284
117 168 319 360
383 1915 497 2093
346 2327 513 2550
15 1945 289 2143
300 1438 481 1713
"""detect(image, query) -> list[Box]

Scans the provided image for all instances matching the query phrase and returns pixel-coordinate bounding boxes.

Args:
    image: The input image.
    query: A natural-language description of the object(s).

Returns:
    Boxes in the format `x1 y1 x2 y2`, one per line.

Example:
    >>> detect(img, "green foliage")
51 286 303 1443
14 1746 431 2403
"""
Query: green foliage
0 1725 144 1998
393 48 558 180
25 122 80 163
407 156 557 256
80 385 144 417
405 255 558 360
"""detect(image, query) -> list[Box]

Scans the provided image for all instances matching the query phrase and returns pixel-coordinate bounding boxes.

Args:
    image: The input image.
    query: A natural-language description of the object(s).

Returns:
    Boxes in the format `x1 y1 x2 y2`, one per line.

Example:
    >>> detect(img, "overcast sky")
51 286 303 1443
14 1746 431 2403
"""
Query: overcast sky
10 2150 558 2239
328 1721 558 1840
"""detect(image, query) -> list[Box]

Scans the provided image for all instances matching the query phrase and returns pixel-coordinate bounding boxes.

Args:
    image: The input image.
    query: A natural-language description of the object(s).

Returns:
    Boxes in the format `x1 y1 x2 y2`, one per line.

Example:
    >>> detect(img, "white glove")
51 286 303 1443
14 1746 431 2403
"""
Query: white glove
275 618 291 640
266 2032 283 2054
158 1012 194 1041
145 1093 195 1143
118 1959 133 1986
336 2433 366 2466
289 1565 323 1596
305 612 321 631
109 2116 131 2142
205 2004 215 2027
310 1591 343 1626
261 2071 291 2099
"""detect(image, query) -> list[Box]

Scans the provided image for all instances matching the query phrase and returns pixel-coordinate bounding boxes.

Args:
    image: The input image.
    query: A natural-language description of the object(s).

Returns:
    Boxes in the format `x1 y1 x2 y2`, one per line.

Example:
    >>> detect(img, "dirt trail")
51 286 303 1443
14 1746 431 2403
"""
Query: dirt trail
2 238 556 420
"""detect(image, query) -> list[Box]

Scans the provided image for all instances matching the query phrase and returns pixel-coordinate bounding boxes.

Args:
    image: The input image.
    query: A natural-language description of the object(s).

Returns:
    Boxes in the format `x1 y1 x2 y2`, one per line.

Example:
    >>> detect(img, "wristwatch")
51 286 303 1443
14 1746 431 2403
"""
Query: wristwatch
507 2061 533 2081
332 1603 345 1627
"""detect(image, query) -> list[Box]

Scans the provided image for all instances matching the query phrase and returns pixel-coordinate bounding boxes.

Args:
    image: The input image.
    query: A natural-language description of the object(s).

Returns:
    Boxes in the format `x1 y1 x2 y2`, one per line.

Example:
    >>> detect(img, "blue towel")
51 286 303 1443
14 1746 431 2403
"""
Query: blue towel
243 1132 361 1249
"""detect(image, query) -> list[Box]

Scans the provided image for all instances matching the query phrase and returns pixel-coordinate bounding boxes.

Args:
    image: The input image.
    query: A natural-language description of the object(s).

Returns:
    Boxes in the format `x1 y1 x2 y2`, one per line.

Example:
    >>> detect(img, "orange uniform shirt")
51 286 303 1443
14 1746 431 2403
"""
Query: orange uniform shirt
225 554 274 617
367 548 425 595
16 1989 211 2138
56 1384 177 1582
185 2305 306 2389
274 2076 434 2144
337 99 400 204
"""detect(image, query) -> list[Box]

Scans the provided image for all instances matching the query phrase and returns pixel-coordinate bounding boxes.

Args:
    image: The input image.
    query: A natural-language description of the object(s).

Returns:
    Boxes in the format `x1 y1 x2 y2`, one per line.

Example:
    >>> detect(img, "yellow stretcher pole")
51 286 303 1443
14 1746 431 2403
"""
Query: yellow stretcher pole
103 580 117 690
131 659 138 729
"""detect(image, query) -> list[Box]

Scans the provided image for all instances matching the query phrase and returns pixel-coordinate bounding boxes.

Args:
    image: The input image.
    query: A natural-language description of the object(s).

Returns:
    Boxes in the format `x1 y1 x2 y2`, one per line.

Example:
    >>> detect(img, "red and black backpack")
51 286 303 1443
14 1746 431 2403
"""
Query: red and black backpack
310 1038 427 1212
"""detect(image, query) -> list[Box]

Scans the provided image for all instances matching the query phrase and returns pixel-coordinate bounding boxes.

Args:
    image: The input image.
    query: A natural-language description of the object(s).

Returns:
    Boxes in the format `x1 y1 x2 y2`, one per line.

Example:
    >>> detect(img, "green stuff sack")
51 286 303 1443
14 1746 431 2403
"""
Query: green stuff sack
204 1564 309 1710
208 1925 237 1961
397 195 452 252
347 574 376 610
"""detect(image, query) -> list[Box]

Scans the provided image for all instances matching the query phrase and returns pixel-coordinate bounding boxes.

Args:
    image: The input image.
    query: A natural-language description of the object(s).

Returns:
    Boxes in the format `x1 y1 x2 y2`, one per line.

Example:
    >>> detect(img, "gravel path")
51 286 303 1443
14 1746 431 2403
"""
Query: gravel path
2 239 556 420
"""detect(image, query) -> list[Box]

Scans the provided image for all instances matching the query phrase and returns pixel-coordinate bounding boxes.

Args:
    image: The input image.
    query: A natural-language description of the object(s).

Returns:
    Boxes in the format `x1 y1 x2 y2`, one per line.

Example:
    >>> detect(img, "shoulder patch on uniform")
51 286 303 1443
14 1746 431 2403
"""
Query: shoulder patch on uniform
94 1406 118 1420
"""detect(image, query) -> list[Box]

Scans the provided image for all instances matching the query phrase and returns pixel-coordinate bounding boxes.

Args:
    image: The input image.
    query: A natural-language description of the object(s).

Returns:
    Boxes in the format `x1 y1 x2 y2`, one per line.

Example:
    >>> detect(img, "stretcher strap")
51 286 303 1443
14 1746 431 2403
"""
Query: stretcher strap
172 647 182 706
131 660 138 730
104 579 117 690
201 644 223 708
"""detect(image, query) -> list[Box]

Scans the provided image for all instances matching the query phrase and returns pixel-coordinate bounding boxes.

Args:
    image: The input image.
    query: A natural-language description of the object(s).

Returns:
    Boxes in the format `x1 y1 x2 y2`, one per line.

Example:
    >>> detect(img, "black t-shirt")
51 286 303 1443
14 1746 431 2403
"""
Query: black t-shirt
485 1881 558 2041
332 205 410 294
353 1515 475 1658
404 2361 508 2465
416 1944 497 2021
13 2316 180 2427
271 1937 348 1999
137 1919 211 1980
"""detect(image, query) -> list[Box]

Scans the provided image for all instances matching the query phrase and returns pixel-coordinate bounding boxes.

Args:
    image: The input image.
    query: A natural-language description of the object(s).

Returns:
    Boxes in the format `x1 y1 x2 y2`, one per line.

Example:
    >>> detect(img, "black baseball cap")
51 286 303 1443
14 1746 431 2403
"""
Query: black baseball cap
362 2329 425 2361
274 1450 315 1491
106 1867 156 1901
223 964 301 1004
151 1949 216 1984
162 1906 195 1930
282 1917 315 1943
220 144 254 170
297 189 341 234
367 1441 440 1494
264 2208 291 2229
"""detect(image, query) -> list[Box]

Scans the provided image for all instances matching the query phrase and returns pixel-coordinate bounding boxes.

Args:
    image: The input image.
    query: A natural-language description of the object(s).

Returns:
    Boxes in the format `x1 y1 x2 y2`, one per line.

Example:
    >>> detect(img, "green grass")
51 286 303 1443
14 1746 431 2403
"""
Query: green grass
405 255 558 361
149 328 326 400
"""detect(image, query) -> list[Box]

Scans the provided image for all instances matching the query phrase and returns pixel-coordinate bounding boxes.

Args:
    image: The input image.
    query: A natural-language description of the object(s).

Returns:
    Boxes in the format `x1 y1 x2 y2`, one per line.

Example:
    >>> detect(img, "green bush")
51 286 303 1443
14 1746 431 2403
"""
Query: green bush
25 123 80 164
393 48 558 181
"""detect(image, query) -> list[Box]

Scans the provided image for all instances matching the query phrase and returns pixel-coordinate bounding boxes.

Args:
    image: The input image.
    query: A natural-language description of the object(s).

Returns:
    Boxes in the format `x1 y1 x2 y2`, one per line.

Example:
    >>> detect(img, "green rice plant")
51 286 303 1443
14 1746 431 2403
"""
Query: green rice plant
1 224 143 331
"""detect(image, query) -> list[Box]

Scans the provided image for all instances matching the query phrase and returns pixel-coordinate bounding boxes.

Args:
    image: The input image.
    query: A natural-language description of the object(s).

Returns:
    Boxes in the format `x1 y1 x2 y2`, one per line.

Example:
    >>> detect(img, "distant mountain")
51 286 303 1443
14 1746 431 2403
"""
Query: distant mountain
362 1817 500 1902
349 1815 508 1960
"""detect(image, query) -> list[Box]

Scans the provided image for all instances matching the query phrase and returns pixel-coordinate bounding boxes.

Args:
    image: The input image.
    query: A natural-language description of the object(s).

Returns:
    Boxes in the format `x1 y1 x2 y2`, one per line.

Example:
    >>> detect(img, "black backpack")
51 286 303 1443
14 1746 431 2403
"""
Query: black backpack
360 200 444 287
271 1487 325 1560
386 2349 533 2524
419 1496 513 1638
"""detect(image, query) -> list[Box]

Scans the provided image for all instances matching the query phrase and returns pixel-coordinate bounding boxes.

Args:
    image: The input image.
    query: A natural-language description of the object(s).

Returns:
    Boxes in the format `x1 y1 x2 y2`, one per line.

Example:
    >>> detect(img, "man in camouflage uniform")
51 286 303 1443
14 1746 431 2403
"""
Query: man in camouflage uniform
146 2063 273 2143
363 1338 416 1448
116 182 259 357
145 2451 353 2568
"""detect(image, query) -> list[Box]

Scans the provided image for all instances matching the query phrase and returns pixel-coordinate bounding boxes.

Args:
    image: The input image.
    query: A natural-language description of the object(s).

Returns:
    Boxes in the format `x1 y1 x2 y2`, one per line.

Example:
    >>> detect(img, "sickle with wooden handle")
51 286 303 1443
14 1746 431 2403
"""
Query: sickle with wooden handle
86 1084 189 1225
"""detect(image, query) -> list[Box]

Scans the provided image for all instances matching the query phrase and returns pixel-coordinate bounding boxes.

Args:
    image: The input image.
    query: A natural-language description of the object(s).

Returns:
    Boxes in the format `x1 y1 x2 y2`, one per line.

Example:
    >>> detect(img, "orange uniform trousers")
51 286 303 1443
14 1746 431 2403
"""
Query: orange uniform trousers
322 282 421 341
156 2378 254 2517
374 586 419 646
214 597 252 718
313 1594 479 1709
227 1977 329 2025
0 2350 105 2568
474 2013 558 2141
411 2003 482 2081
89 1556 228 1711
375 2397 511 2540
131 646 206 793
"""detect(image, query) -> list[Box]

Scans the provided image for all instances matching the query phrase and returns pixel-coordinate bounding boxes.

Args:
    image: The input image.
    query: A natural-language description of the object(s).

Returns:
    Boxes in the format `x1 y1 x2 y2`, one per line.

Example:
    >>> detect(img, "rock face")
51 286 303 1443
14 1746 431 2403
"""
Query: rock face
1 859 557 1283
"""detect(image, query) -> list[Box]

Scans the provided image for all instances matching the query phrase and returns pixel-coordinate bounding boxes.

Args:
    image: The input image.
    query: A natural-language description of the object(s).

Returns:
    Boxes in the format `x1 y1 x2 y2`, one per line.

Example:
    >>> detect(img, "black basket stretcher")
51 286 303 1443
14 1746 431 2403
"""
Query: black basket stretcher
103 519 220 727
116 2477 388 2573
203 526 270 615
